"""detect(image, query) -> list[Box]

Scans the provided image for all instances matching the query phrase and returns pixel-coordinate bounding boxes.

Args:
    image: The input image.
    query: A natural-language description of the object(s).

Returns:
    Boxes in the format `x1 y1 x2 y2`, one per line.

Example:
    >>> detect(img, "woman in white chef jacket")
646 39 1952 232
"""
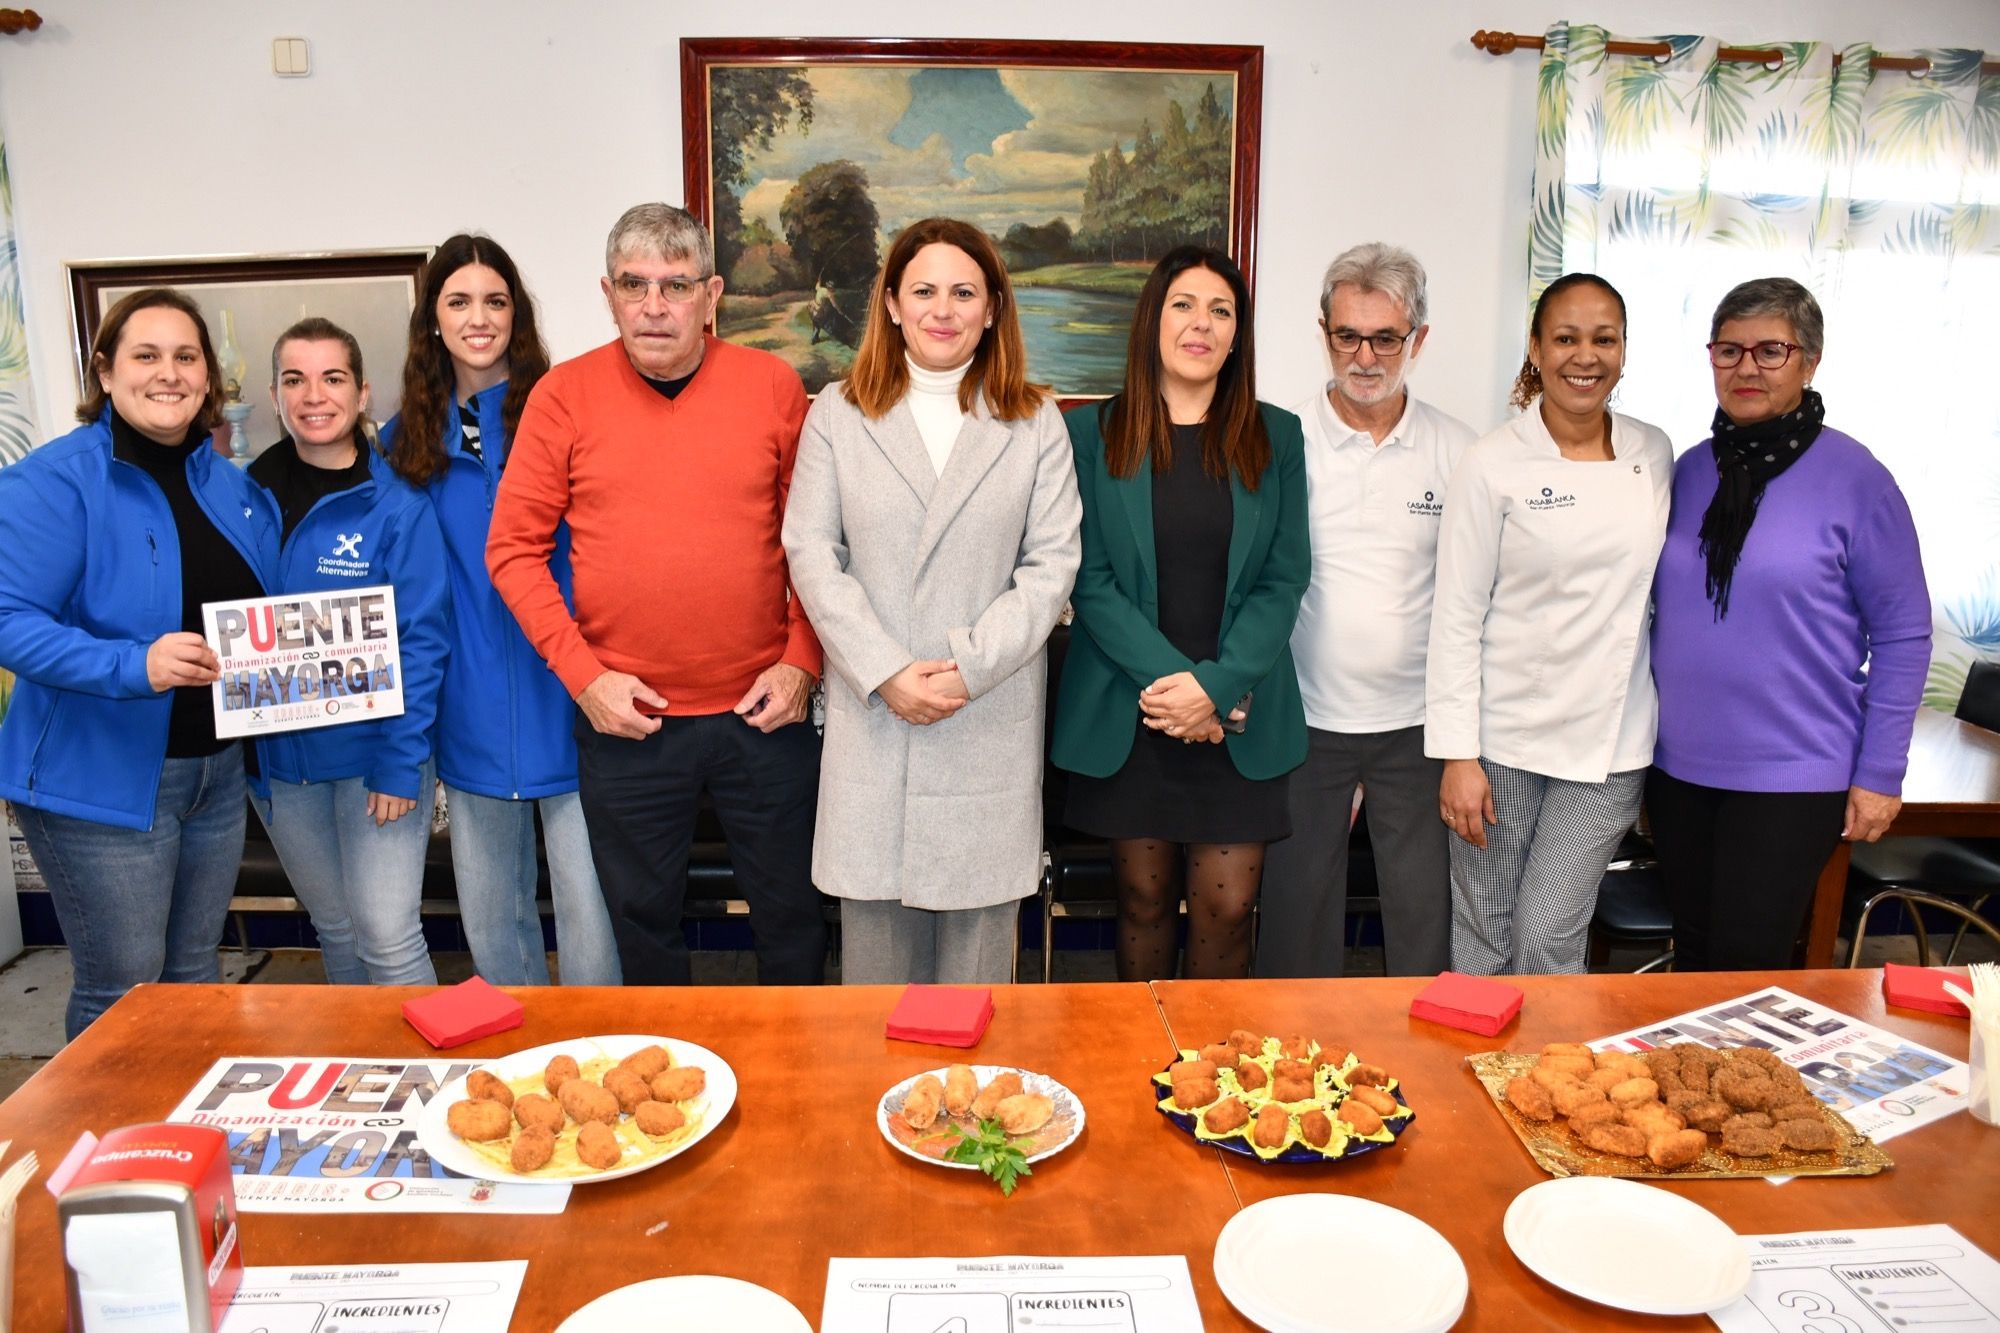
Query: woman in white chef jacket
1423 273 1671 975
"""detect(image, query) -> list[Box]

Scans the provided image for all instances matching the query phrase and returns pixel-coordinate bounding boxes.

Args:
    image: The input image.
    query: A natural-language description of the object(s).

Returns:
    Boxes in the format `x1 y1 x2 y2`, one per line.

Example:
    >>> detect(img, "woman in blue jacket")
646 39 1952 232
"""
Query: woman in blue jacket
248 317 450 985
0 289 279 1037
383 235 619 985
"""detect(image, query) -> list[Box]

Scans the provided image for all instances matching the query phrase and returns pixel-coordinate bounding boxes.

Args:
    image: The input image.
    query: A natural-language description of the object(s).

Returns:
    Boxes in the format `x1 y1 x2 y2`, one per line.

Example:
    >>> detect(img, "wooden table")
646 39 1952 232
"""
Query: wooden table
2 972 1994 1330
1156 970 1999 1330
1805 706 2000 965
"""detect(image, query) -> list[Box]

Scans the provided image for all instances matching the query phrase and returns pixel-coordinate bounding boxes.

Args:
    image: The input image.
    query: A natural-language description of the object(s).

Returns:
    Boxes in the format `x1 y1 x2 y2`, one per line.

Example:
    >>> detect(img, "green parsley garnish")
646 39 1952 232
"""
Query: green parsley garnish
946 1117 1033 1196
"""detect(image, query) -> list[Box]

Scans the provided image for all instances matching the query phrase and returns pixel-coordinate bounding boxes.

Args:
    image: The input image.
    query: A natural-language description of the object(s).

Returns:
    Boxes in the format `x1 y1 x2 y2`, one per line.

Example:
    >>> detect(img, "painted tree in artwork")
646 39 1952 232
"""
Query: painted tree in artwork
780 160 880 346
1076 81 1233 261
709 68 815 283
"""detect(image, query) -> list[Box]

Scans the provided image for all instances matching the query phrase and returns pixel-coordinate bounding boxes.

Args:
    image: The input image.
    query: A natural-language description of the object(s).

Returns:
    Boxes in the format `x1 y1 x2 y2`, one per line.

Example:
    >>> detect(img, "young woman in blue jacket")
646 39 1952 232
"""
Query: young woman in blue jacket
383 235 619 985
247 318 450 985
0 289 280 1037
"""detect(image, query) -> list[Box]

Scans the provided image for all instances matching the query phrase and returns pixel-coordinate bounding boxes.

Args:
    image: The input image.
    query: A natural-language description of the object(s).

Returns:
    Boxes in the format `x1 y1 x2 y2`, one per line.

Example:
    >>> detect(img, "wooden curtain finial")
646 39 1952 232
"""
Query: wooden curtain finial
0 9 42 35
1471 30 1518 56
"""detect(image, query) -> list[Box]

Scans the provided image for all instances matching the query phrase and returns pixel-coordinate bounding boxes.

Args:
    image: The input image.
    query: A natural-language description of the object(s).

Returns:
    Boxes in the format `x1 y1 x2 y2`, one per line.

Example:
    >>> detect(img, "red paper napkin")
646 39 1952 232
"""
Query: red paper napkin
402 976 525 1048
1883 962 1972 1017
885 984 994 1047
1410 972 1524 1037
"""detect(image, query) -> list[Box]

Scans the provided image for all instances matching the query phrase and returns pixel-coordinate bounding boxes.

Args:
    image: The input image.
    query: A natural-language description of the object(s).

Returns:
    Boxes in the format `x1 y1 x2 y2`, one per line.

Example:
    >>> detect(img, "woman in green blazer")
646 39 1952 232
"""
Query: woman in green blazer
1052 246 1309 981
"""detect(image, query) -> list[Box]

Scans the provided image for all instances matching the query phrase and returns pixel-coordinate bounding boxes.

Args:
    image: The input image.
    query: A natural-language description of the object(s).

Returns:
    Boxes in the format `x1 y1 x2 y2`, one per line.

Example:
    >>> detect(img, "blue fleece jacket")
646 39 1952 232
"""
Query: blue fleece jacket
250 444 450 800
0 413 280 831
382 383 582 799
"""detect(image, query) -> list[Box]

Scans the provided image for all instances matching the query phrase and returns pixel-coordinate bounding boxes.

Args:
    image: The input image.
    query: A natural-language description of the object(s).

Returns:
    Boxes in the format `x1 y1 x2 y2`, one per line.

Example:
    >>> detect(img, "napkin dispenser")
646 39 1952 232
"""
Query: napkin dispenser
58 1123 241 1333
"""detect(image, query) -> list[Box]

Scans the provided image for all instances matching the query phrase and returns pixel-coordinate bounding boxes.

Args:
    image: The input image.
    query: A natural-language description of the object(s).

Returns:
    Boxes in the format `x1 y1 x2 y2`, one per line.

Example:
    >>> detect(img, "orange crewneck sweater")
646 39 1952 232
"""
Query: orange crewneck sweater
488 336 821 715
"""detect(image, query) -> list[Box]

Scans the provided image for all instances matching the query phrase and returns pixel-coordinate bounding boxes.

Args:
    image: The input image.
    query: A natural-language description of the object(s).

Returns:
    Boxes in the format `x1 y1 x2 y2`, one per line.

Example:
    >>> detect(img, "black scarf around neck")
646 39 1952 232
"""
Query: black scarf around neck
1697 386 1826 618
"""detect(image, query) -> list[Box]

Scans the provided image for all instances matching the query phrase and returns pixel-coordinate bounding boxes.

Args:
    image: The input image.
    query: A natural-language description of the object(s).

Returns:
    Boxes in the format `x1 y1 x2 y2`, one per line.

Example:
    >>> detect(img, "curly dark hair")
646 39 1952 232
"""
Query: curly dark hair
1509 272 1626 411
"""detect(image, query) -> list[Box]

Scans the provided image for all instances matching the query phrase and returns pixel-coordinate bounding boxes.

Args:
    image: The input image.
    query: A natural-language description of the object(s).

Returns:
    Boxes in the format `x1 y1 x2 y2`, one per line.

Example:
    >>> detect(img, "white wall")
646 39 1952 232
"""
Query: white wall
3 0 1997 439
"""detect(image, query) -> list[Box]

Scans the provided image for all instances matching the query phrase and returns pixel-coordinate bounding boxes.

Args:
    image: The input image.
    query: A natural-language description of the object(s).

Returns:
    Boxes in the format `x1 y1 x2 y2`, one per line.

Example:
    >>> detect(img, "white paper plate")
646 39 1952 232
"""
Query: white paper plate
416 1034 737 1184
1213 1194 1467 1333
1503 1176 1750 1314
556 1275 810 1332
877 1065 1084 1169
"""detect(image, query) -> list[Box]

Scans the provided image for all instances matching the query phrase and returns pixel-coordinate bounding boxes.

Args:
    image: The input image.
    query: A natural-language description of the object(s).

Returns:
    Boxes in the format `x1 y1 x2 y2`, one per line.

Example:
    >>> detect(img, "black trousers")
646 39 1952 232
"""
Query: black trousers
576 711 825 985
1645 767 1847 972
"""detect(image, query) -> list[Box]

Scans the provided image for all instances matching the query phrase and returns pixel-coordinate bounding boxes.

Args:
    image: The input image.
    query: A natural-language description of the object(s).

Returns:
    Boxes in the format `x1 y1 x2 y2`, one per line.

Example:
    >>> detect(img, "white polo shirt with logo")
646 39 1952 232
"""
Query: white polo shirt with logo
1423 408 1673 784
1290 386 1477 734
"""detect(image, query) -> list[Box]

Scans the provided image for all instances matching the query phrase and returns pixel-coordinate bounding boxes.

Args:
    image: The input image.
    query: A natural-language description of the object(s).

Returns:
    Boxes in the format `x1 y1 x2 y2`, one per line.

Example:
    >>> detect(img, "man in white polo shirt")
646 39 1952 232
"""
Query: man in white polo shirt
1257 243 1476 978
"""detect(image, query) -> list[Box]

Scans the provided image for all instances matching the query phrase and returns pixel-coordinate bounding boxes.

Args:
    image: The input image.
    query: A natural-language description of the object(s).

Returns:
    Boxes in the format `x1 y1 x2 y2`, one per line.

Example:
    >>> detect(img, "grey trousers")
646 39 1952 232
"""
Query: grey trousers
1449 759 1645 976
1256 725 1450 978
839 898 1018 986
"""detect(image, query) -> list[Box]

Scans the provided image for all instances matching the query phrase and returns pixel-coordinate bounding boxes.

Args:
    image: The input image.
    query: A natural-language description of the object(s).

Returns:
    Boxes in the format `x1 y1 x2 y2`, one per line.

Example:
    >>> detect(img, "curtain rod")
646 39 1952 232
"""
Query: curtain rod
1469 30 2000 77
0 10 41 35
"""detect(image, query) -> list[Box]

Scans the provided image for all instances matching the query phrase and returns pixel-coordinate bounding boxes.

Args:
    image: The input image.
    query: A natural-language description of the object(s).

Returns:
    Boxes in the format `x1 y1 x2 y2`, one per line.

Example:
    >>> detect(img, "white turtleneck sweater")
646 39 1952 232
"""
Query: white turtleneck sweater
905 354 969 478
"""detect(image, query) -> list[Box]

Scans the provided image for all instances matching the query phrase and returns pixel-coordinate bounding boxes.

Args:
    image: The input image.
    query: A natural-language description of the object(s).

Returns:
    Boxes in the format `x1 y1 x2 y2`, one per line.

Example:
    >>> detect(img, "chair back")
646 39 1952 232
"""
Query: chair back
1958 659 2000 733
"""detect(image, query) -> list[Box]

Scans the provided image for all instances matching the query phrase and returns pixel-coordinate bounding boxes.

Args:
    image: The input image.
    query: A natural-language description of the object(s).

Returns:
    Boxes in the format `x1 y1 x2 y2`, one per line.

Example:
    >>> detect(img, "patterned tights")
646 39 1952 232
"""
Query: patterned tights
1110 838 1265 982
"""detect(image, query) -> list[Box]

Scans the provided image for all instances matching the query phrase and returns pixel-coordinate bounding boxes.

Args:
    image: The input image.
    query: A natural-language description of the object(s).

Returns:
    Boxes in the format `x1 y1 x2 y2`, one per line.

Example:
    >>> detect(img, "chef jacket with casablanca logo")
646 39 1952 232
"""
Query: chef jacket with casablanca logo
1289 385 1476 734
1423 408 1673 784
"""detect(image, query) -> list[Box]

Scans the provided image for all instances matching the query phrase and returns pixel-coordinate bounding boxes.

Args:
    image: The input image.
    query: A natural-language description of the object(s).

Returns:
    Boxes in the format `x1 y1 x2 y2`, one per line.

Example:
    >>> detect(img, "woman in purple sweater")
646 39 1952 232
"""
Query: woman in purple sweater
1649 277 1930 971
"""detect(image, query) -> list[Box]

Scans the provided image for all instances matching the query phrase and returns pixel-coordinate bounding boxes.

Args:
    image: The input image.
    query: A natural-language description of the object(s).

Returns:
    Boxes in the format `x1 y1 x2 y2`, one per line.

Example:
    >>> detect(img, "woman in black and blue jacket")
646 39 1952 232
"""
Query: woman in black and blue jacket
0 289 279 1037
383 235 619 985
248 317 450 985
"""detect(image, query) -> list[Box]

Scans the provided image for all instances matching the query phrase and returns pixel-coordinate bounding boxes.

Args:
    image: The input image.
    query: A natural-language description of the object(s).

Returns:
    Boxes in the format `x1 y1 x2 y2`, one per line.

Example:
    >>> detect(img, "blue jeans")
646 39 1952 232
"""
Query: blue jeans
257 762 438 985
445 785 621 986
18 747 247 1040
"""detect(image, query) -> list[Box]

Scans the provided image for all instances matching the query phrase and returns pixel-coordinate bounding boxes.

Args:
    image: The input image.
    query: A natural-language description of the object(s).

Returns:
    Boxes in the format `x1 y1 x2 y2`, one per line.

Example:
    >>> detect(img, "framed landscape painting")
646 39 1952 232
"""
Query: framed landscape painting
682 38 1263 396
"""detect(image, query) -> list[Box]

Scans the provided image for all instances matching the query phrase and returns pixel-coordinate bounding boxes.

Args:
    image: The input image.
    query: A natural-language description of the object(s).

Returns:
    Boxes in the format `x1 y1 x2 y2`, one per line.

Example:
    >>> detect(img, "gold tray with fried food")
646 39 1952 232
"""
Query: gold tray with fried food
1468 1042 1889 1181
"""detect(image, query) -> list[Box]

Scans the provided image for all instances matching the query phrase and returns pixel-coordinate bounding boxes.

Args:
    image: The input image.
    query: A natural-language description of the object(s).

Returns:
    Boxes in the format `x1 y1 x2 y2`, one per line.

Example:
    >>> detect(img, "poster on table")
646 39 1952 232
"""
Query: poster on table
167 1056 568 1214
201 585 405 740
1593 986 1969 1143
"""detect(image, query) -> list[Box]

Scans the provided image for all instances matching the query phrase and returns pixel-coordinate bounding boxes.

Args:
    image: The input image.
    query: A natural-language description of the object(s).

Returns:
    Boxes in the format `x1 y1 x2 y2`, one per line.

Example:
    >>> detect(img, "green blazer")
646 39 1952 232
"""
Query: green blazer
1051 399 1310 781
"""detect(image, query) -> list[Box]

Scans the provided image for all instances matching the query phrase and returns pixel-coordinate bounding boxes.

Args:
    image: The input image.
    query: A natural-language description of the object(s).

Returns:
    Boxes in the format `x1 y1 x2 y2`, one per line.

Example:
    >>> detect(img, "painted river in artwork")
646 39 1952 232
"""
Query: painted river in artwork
1012 284 1137 398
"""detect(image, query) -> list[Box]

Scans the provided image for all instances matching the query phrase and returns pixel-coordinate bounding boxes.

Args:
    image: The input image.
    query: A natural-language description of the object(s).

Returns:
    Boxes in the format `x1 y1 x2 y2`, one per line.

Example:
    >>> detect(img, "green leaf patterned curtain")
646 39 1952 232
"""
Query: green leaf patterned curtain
1531 21 2000 712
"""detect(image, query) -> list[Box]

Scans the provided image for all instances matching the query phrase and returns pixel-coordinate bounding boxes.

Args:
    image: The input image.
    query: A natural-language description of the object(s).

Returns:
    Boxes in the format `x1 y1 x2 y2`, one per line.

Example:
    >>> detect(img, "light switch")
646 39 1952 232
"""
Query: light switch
273 37 310 77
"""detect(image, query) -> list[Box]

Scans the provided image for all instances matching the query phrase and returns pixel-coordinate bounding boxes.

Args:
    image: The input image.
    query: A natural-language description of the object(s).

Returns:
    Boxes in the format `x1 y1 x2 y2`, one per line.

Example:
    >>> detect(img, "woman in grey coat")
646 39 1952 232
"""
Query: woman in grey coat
783 217 1082 985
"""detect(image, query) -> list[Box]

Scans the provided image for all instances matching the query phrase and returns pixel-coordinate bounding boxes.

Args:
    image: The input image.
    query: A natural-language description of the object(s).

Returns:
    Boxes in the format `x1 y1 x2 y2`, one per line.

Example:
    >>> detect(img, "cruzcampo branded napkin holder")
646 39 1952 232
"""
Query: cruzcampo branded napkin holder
59 1123 242 1333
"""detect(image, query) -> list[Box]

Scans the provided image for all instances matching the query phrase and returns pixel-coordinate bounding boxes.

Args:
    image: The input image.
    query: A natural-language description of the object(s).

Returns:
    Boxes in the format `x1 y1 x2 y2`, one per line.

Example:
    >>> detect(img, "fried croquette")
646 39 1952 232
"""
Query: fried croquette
1172 1077 1220 1111
1552 1082 1607 1118
1278 1036 1312 1060
618 1045 672 1082
649 1067 706 1103
1203 1097 1251 1135
972 1072 1025 1120
1539 1054 1596 1081
1299 1109 1334 1149
513 1092 565 1133
996 1093 1055 1135
1338 1100 1385 1136
1580 1122 1649 1157
1712 1065 1776 1111
1721 1112 1772 1132
543 1054 580 1096
1272 1075 1314 1104
465 1070 514 1108
1647 1129 1708 1169
1608 1077 1661 1109
944 1064 978 1116
603 1067 651 1114
510 1125 555 1173
1728 1046 1785 1073
1594 1051 1651 1080
1768 1100 1822 1126
1623 1103 1687 1138
1228 1028 1264 1055
1344 1062 1390 1088
575 1120 622 1171
1664 1089 1708 1116
1640 1048 1682 1076
1567 1100 1621 1130
1506 1076 1556 1121
1235 1061 1270 1092
1273 1058 1311 1082
1347 1084 1398 1117
1542 1042 1594 1060
1780 1119 1841 1152
1588 1067 1634 1094
447 1098 513 1142
1198 1042 1237 1066
1253 1103 1291 1149
634 1100 687 1138
1683 1099 1735 1134
1169 1059 1219 1086
1311 1045 1351 1071
902 1075 945 1130
1721 1122 1781 1156
558 1078 620 1127
1530 1064 1583 1095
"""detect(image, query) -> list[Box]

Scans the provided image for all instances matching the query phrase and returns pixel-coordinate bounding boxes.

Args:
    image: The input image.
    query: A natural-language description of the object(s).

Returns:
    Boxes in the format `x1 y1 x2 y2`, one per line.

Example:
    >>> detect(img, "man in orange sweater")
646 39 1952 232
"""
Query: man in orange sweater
488 203 825 984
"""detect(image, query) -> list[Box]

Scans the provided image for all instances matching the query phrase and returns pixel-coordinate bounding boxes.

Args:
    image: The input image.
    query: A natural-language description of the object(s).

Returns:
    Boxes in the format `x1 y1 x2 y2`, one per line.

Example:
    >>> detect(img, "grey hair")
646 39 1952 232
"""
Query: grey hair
604 203 714 277
1710 277 1824 361
1319 241 1429 329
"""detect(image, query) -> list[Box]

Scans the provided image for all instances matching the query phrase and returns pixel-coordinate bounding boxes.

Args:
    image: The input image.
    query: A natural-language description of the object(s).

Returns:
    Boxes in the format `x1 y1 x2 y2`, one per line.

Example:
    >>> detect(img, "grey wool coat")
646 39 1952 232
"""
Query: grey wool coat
783 384 1081 910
